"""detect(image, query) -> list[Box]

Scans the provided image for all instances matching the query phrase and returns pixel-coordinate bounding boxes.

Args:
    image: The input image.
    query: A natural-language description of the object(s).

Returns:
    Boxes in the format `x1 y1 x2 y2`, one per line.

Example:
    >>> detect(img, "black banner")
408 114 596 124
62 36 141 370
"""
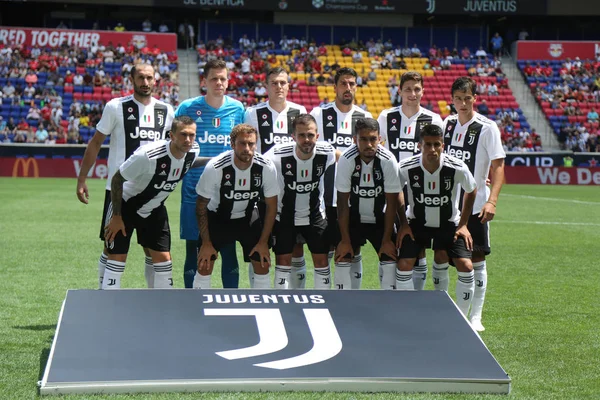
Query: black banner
505 152 600 167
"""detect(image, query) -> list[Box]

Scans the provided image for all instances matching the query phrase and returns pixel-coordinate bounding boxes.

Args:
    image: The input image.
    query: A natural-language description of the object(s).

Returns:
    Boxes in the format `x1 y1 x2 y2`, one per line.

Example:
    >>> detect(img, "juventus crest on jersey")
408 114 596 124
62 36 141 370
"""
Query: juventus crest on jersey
196 150 278 221
96 95 175 190
119 140 199 218
378 106 443 162
266 142 336 226
244 101 307 154
398 153 476 228
336 145 401 224
443 112 506 213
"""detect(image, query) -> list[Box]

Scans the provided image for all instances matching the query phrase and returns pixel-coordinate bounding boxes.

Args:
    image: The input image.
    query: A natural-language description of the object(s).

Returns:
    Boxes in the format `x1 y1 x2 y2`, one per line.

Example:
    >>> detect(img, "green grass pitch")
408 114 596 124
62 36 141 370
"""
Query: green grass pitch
0 178 598 399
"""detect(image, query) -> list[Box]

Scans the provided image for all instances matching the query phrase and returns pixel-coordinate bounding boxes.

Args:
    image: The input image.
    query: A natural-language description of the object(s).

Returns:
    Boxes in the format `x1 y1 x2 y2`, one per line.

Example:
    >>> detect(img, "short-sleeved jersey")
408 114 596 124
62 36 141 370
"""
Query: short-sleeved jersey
244 101 307 154
336 144 401 224
311 102 372 207
442 112 506 214
196 150 278 221
175 95 245 204
119 140 199 218
265 142 336 226
398 153 476 228
96 95 175 190
378 106 443 162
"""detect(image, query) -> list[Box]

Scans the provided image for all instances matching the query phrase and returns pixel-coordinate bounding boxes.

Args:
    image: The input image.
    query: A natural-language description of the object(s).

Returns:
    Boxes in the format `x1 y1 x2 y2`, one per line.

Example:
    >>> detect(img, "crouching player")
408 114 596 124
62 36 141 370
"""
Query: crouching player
396 125 477 316
334 118 401 290
194 124 278 289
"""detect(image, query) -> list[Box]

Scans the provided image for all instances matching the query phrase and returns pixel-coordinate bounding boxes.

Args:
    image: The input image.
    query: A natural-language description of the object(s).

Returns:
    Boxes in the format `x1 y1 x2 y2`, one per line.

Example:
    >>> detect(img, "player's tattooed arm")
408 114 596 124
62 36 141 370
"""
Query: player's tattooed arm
110 170 126 216
196 195 217 272
192 157 213 168
195 195 211 244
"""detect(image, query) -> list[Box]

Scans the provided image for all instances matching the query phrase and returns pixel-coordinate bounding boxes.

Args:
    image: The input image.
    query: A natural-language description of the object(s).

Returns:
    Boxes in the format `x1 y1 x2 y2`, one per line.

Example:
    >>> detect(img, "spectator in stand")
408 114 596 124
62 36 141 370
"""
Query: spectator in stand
254 82 267 101
26 104 41 120
114 22 125 32
352 50 363 63
477 80 487 95
490 32 503 57
35 123 49 143
475 46 487 60
488 81 499 96
587 108 599 123
2 81 15 99
410 44 421 57
440 57 451 70
477 99 490 116
142 18 152 32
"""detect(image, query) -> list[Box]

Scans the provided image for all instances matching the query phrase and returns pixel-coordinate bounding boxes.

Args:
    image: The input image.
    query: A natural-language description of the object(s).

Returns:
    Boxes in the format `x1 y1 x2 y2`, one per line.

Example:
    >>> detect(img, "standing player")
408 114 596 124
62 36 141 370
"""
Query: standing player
76 63 174 289
244 67 306 288
442 76 506 331
310 67 372 289
335 118 401 290
102 116 200 289
194 124 278 289
176 59 245 289
265 114 336 289
378 71 444 290
396 125 477 317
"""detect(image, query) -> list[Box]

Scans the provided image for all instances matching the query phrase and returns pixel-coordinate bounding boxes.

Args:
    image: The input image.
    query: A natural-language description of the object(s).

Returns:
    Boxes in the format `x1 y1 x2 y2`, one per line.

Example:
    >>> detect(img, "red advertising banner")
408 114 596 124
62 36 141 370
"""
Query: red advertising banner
0 26 176 53
517 41 600 60
505 166 600 185
2 157 108 178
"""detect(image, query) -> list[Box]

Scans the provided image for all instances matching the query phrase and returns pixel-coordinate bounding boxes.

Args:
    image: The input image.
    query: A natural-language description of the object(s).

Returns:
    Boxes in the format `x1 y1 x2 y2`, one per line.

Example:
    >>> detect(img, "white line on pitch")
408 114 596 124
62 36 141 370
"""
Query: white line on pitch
502 193 599 205
494 220 600 227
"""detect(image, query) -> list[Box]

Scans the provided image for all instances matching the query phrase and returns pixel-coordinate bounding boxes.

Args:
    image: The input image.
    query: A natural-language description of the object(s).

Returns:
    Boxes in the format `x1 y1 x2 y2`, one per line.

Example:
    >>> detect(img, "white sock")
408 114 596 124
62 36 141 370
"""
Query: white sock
456 271 475 316
253 272 271 289
193 272 211 289
98 252 107 289
432 262 449 291
290 256 307 289
248 262 255 288
470 261 487 320
380 261 396 290
350 254 363 289
395 270 414 290
145 256 154 288
274 265 291 289
102 260 125 290
413 257 427 290
153 260 173 289
327 251 334 267
334 261 352 290
314 266 331 289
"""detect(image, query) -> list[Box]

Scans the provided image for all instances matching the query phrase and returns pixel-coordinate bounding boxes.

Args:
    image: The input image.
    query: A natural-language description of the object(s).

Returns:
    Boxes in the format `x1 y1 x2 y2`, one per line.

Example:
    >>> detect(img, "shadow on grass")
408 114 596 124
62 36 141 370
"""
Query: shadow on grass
36 335 53 395
13 324 56 331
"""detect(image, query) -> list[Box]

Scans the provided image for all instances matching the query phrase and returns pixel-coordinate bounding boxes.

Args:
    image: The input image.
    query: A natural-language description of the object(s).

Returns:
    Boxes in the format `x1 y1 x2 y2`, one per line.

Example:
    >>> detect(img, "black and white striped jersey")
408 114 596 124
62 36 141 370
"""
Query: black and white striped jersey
119 140 198 218
378 106 443 162
244 101 307 154
311 102 372 207
96 95 175 190
443 112 506 213
265 142 336 226
336 144 401 224
398 153 476 228
196 150 278 221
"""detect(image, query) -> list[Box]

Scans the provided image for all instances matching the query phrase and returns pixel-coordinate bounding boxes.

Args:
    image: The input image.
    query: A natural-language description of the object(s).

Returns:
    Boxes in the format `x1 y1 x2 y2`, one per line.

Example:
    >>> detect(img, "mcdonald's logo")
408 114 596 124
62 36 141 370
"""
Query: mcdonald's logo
12 158 39 178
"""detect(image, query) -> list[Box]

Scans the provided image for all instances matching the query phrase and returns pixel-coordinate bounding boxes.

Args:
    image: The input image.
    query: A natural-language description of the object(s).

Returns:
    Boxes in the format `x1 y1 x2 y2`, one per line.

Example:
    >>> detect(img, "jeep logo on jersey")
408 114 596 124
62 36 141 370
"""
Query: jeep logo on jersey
352 185 383 198
287 181 319 193
415 193 450 206
327 133 353 147
130 127 164 140
154 180 179 191
198 131 231 146
224 190 260 200
447 147 472 161
264 132 294 145
390 138 418 152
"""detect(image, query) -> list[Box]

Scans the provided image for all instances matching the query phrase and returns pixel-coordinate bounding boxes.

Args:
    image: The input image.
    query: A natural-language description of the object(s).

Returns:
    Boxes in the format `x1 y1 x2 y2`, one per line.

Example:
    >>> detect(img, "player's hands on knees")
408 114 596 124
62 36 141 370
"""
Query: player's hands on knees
479 202 496 223
378 238 397 261
335 240 354 262
454 225 473 251
249 241 271 269
197 243 218 273
396 224 414 248
104 216 126 244
76 180 89 204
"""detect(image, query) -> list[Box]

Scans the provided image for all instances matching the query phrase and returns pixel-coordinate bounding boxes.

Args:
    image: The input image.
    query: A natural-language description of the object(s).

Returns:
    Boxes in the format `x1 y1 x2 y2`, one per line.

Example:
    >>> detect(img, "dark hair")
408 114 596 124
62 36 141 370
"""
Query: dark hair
267 66 288 81
292 113 317 132
419 124 443 142
334 67 358 85
354 117 379 136
451 76 477 97
400 71 423 90
171 116 196 134
230 123 258 144
130 63 154 78
204 59 227 78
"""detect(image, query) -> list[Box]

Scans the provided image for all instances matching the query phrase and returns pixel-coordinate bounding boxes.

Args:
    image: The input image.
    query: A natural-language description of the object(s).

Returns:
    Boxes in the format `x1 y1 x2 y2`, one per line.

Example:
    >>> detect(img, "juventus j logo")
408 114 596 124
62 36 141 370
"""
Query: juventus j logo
463 292 471 301
426 0 435 13
205 308 342 370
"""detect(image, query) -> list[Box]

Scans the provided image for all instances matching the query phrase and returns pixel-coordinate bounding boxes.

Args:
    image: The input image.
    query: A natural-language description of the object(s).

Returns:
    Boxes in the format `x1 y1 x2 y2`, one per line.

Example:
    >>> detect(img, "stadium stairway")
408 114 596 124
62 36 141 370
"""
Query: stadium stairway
502 55 559 149
177 49 201 100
